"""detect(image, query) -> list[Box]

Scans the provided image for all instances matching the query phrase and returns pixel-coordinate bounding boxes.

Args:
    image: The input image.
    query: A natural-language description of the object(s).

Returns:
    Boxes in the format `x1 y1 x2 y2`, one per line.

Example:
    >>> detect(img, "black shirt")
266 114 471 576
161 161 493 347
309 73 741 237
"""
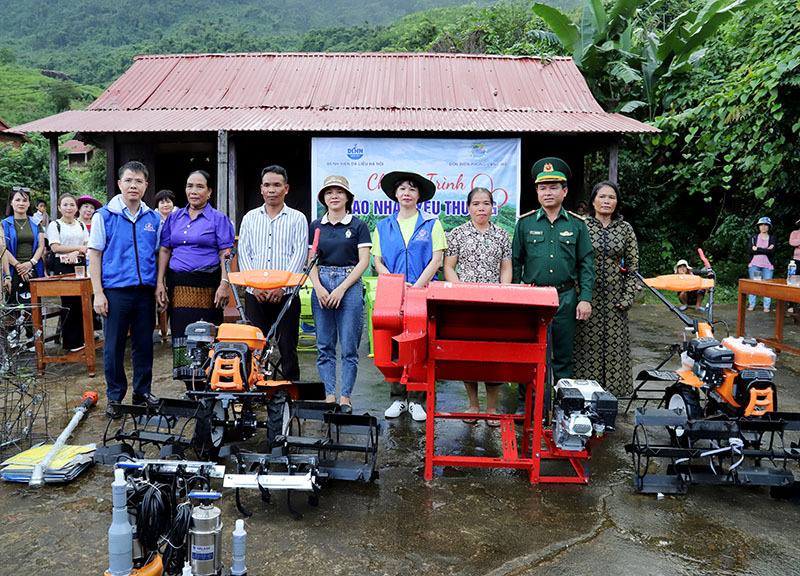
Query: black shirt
308 213 372 267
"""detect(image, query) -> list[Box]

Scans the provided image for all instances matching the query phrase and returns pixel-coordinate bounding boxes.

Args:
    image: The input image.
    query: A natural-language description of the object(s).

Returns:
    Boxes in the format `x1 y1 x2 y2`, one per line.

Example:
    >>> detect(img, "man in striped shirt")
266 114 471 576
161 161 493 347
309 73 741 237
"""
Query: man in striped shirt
237 165 309 380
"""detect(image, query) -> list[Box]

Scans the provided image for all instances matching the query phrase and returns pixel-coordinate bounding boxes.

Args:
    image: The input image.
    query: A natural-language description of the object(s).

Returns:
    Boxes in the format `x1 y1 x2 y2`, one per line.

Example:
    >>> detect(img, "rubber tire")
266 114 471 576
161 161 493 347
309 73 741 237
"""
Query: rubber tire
267 390 291 448
192 399 222 461
665 385 702 448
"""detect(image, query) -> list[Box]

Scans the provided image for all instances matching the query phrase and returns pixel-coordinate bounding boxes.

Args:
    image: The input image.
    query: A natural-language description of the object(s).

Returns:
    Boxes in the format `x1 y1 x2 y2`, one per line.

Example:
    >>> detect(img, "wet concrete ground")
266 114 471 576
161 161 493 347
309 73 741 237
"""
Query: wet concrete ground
1 300 799 576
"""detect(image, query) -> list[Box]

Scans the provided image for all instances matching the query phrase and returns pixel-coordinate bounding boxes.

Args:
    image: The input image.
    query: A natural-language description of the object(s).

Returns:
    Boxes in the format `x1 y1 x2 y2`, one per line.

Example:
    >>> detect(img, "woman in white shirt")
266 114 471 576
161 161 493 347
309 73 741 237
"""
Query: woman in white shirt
46 193 89 352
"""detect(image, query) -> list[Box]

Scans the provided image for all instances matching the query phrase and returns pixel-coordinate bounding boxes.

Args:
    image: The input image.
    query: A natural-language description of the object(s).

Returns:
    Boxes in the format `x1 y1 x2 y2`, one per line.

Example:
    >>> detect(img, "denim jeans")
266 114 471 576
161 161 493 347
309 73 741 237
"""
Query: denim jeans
311 267 363 398
748 266 774 309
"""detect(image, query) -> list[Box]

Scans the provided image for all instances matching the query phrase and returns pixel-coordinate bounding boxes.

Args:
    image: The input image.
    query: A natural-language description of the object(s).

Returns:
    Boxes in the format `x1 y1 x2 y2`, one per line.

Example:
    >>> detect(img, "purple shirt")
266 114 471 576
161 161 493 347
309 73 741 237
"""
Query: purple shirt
160 204 235 272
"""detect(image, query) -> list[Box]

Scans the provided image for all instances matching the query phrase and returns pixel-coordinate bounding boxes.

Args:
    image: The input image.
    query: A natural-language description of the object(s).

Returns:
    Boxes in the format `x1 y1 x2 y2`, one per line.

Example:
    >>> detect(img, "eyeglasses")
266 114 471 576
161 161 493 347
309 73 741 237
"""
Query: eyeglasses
12 186 31 193
121 178 146 186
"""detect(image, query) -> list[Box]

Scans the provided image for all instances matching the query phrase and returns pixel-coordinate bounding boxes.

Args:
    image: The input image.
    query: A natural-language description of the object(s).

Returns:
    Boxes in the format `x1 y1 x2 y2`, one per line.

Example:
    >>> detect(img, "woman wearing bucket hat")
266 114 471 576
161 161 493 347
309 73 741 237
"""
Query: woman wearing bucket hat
372 171 447 422
308 175 372 413
747 216 777 312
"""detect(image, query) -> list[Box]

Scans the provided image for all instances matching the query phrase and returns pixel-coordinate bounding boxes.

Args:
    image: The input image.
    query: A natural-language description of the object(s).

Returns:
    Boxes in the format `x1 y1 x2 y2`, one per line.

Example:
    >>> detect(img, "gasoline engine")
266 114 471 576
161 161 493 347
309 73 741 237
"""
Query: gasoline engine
552 379 618 452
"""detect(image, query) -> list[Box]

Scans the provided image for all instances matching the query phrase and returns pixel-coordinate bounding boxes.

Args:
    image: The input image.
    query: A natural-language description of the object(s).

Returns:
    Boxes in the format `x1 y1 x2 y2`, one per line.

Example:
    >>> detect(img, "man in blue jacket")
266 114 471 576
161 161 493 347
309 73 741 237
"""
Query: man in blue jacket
88 160 162 418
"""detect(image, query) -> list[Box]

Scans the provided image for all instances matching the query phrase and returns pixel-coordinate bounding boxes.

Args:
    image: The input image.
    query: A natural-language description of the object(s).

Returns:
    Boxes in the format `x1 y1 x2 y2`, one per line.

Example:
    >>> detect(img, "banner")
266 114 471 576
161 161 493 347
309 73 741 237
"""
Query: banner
311 137 521 234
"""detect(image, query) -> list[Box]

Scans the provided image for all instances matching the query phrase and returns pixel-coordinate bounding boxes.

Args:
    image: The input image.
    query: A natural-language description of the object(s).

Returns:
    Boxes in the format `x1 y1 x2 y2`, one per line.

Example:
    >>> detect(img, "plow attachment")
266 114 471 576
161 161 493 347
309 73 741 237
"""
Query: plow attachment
626 408 800 497
223 399 380 518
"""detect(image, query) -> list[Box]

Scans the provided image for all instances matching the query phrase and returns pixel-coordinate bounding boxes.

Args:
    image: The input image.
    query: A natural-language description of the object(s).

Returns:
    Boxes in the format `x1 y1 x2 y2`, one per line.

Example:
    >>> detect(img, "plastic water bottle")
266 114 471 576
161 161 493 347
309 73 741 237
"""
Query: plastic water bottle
789 260 798 286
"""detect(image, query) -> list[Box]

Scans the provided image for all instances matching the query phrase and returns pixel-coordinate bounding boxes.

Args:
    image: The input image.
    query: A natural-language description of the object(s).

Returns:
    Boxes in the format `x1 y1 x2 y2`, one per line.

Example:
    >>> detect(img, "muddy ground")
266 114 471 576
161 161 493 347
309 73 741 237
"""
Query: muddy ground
1 298 799 576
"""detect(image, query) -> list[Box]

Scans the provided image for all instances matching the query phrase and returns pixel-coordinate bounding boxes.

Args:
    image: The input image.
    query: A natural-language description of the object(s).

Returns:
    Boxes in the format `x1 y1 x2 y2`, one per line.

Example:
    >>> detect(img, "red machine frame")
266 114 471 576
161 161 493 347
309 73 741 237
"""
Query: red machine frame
373 274 601 483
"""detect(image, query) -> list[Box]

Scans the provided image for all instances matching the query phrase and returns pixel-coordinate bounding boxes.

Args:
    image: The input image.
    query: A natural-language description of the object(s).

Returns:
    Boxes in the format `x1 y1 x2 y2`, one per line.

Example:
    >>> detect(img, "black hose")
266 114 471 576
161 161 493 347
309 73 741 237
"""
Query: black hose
160 501 193 575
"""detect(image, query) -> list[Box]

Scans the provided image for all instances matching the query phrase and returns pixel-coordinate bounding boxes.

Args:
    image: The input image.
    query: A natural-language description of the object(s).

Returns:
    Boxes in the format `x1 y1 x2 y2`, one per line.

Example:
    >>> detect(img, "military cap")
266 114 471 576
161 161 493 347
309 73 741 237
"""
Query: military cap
380 171 436 203
531 157 572 183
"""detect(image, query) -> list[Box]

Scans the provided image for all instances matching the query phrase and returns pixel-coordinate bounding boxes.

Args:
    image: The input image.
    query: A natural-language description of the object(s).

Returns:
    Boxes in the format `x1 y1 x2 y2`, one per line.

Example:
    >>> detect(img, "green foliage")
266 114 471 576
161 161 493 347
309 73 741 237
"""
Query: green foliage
429 1 569 56
0 135 106 209
640 0 800 276
532 0 756 115
0 63 102 126
0 0 500 86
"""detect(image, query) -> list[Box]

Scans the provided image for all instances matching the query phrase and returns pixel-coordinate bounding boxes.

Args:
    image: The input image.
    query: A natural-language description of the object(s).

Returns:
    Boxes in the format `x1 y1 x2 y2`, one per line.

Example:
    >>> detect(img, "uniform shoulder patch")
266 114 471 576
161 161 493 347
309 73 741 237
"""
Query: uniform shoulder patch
518 209 537 220
567 210 586 221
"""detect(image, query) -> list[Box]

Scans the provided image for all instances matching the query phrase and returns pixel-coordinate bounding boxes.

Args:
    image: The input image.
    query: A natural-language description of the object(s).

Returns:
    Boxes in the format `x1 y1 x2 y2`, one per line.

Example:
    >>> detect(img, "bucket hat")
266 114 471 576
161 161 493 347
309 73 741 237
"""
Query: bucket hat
380 171 436 203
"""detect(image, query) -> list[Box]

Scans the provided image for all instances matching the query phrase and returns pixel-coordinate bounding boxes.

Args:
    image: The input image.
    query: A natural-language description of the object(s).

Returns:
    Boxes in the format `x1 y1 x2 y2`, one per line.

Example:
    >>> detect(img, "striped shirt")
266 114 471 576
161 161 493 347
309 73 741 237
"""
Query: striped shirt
237 204 309 293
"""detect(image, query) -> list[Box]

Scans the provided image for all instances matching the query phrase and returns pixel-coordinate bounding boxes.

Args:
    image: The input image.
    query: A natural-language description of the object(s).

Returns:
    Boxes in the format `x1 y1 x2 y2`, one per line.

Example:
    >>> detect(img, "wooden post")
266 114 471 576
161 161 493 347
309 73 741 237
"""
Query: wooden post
228 134 237 226
105 134 116 199
217 130 229 216
47 134 60 219
608 140 619 184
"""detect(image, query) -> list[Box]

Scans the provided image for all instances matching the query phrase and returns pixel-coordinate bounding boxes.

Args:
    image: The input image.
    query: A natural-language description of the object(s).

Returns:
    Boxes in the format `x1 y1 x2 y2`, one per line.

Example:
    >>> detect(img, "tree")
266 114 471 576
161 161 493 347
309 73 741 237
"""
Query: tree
531 0 757 117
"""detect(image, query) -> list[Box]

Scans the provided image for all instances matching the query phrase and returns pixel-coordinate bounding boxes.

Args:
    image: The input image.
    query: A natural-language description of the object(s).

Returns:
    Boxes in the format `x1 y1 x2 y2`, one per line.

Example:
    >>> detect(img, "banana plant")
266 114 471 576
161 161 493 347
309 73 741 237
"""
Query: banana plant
532 0 757 118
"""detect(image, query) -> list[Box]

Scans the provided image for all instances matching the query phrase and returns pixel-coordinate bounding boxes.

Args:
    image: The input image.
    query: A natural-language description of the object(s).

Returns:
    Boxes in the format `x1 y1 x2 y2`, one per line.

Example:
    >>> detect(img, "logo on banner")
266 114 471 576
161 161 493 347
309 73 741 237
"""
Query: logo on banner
470 143 487 158
347 144 364 160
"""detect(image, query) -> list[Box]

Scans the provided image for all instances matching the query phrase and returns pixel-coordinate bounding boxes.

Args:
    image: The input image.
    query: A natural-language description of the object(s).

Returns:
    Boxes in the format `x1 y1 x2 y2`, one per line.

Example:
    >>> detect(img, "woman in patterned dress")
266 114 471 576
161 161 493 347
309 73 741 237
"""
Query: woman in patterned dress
443 187 512 426
573 181 639 397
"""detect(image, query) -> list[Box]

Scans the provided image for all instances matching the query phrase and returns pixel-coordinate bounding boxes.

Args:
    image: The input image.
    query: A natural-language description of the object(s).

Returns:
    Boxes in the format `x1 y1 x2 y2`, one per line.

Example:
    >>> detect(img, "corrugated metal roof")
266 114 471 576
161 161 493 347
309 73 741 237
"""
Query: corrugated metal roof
12 52 658 134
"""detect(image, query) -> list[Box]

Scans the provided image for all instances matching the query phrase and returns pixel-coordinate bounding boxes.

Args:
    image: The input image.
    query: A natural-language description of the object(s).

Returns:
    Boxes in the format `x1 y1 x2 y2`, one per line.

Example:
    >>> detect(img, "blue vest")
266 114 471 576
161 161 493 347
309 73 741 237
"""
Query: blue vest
2 216 45 278
376 211 437 285
99 207 160 288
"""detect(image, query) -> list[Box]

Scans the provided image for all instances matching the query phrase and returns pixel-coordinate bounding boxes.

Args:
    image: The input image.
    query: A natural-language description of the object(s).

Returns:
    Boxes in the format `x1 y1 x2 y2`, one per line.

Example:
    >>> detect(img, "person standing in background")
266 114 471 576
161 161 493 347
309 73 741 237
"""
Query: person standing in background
443 187 512 426
573 181 639 397
155 171 234 378
46 193 90 352
747 216 776 312
512 158 594 411
88 161 161 418
308 175 371 413
372 170 446 422
237 165 308 381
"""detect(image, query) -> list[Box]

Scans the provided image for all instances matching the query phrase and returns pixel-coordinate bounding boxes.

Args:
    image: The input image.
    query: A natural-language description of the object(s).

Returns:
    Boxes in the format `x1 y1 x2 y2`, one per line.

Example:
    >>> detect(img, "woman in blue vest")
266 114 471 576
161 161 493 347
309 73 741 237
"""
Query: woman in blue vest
3 187 45 306
371 171 446 422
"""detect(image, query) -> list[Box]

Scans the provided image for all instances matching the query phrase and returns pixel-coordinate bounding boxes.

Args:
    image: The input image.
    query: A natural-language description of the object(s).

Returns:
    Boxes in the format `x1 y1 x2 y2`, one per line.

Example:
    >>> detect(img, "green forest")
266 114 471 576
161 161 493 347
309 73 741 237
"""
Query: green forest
1 0 798 283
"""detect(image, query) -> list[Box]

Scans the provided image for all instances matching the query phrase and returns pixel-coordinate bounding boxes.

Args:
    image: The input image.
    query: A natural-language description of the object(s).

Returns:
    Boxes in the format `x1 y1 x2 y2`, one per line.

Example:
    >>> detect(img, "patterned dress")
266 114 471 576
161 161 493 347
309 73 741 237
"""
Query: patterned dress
445 221 512 283
573 216 639 396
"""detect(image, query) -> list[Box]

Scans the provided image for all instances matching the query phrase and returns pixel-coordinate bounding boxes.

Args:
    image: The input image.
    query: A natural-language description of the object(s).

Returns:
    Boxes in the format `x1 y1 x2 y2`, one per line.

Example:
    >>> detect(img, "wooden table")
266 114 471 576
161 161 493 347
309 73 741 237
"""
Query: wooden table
30 274 103 376
737 278 800 355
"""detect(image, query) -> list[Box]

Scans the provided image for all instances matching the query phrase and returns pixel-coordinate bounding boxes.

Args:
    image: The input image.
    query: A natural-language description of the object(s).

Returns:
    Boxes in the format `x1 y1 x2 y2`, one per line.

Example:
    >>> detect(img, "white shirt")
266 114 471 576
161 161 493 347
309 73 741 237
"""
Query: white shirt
46 219 89 249
237 204 308 294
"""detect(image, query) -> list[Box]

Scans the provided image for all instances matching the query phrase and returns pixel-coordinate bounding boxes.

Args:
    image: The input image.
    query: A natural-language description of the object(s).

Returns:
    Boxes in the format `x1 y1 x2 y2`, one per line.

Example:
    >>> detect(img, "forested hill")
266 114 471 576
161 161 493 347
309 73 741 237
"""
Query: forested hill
0 0 513 87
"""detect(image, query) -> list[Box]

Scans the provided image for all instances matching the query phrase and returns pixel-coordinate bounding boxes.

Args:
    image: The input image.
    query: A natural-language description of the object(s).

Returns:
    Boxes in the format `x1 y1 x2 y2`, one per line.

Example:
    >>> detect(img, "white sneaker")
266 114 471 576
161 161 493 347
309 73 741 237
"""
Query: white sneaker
408 402 427 422
384 399 408 418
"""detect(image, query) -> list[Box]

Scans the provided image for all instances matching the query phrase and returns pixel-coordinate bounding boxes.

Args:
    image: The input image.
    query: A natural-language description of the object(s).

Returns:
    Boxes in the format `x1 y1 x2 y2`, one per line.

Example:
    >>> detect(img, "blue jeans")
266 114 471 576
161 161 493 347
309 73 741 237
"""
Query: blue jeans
311 267 363 398
748 266 774 309
104 286 155 402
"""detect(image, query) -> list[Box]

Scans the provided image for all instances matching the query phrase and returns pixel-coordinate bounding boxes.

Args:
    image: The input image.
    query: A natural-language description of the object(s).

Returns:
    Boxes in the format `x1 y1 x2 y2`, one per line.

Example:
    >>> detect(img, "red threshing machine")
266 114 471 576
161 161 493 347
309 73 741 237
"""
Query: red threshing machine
373 274 615 483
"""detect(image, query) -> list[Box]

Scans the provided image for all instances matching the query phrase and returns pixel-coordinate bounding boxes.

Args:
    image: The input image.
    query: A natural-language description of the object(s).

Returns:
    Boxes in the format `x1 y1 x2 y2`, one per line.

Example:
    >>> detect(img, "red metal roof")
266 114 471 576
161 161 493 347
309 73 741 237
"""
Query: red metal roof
61 139 92 153
11 52 658 134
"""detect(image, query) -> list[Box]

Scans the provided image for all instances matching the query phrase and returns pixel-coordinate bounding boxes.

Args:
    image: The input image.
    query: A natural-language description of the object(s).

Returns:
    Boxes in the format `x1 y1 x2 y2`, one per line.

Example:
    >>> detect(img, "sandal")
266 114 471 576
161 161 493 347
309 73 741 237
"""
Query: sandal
487 411 501 427
462 407 479 424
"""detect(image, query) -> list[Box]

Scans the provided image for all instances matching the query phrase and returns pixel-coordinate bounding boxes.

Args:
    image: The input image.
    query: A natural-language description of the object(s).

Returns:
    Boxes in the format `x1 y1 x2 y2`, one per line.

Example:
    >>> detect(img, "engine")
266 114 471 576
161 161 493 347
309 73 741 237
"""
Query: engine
177 320 217 386
552 379 618 451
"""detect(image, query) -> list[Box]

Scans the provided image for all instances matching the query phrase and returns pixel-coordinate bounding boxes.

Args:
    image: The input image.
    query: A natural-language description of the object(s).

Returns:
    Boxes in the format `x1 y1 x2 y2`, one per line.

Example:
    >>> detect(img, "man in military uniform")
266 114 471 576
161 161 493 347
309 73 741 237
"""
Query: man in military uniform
512 157 594 409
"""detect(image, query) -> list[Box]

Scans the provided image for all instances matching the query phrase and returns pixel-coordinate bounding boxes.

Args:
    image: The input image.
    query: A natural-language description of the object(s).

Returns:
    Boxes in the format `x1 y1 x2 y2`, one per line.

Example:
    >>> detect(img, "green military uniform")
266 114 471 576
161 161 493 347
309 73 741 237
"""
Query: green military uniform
512 207 594 380
512 157 595 386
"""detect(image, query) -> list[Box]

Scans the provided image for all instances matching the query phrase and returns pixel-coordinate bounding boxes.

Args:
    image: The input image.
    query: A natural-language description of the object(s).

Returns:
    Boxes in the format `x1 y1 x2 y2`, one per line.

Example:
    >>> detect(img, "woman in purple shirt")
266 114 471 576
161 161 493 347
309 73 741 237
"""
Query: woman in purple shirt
155 170 235 376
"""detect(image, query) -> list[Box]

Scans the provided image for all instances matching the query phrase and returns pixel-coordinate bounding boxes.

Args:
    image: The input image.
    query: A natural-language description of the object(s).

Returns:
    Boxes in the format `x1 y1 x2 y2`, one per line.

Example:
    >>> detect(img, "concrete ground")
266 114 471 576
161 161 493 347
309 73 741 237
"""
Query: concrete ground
1 298 799 576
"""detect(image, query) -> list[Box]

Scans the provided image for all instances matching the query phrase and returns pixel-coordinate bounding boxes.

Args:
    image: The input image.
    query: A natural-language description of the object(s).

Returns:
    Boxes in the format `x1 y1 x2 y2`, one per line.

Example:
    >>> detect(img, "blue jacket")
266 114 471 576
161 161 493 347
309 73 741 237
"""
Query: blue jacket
376 210 438 285
2 215 45 278
97 196 160 288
